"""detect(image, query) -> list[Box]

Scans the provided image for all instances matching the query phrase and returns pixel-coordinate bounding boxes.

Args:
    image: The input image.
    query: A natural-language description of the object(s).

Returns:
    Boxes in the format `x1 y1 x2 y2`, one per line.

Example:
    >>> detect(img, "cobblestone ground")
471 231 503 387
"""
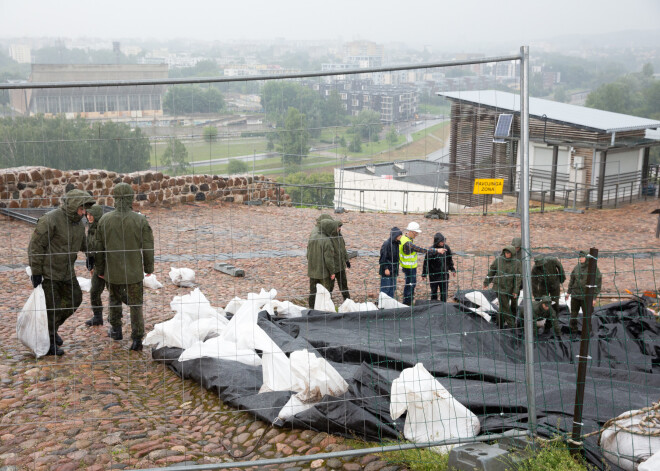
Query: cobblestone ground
1 199 659 470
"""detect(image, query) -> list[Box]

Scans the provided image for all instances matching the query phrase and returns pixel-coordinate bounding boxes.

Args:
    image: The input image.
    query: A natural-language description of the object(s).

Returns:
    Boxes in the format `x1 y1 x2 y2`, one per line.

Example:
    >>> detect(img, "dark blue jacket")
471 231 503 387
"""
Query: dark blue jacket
379 227 403 277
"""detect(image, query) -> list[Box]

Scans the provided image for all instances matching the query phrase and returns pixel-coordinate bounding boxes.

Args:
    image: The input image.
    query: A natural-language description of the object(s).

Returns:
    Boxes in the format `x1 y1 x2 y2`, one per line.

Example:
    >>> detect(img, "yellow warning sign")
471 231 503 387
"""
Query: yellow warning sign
473 179 504 195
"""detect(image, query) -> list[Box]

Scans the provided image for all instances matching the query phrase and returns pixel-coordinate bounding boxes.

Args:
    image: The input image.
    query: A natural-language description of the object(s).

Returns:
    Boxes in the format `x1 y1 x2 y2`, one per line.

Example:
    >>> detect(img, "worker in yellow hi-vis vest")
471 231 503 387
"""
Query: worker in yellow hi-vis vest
399 222 443 306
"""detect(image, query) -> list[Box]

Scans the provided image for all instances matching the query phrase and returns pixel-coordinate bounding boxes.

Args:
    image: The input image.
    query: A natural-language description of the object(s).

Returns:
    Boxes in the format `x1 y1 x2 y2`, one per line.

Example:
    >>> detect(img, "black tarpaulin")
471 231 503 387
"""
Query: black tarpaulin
152 299 660 469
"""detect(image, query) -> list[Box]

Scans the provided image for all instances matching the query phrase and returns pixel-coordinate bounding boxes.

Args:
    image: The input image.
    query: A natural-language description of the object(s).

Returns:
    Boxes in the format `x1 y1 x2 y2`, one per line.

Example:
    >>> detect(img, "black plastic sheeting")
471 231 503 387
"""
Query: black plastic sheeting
152 298 660 469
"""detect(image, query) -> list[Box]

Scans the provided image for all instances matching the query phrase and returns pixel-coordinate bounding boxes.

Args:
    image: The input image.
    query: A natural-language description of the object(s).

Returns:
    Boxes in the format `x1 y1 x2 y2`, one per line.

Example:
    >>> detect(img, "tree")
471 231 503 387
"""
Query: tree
203 126 218 142
387 126 399 146
283 172 334 208
553 85 569 103
227 159 248 175
278 107 309 167
163 85 225 114
351 110 382 140
0 116 149 172
642 63 654 78
348 135 362 153
322 91 347 127
160 138 190 175
586 82 634 114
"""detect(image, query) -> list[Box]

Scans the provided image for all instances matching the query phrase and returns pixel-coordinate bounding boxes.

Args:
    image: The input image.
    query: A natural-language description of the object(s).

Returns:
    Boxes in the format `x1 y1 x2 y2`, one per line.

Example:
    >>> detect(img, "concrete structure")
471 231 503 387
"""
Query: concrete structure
439 90 660 208
334 160 465 214
9 64 169 120
8 44 31 64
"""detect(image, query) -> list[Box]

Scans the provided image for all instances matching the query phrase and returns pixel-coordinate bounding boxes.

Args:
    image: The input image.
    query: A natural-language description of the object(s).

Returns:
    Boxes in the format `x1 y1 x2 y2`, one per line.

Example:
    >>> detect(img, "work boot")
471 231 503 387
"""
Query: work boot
129 339 143 352
54 333 63 346
85 311 104 326
45 343 64 356
108 326 123 341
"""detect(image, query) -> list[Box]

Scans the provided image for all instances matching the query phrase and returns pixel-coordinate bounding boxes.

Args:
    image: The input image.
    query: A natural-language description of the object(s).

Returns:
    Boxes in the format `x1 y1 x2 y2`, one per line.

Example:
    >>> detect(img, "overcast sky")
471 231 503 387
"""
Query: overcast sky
1 0 658 47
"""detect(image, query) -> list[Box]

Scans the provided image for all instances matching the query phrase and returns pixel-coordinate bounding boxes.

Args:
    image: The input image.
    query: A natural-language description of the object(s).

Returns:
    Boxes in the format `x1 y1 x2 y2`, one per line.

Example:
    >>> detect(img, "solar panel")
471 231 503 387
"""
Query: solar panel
493 113 513 143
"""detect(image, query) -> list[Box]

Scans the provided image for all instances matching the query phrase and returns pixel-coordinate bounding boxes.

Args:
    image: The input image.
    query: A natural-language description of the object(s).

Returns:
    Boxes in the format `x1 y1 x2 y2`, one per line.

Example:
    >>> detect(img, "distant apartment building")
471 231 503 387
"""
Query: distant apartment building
8 44 31 64
138 53 203 69
313 79 417 123
223 64 300 77
10 64 169 119
343 40 384 59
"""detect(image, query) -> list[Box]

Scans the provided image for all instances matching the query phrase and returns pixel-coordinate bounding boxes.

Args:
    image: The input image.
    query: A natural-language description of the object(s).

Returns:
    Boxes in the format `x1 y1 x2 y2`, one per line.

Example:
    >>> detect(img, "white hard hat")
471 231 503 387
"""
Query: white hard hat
406 222 421 233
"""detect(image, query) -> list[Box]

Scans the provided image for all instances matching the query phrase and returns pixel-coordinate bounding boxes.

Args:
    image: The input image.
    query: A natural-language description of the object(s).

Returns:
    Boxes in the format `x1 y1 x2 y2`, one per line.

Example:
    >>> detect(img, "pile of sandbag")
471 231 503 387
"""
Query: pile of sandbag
143 288 228 350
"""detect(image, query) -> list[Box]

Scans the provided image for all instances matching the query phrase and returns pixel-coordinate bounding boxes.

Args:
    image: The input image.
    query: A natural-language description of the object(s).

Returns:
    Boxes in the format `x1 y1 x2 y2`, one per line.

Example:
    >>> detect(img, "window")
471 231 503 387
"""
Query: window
47 96 60 114
35 96 47 113
84 96 95 113
130 95 140 111
96 96 106 113
118 95 129 111
72 96 83 113
106 95 117 112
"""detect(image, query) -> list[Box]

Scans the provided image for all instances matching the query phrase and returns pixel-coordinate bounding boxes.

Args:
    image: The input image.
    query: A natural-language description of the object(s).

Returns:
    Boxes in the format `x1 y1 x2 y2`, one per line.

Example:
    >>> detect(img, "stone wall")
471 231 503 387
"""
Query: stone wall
0 166 289 209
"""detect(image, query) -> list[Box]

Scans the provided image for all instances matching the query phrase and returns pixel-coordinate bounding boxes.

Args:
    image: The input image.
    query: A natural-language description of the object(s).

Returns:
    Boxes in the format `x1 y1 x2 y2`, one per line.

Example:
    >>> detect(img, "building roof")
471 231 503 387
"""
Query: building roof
439 90 660 133
344 159 449 189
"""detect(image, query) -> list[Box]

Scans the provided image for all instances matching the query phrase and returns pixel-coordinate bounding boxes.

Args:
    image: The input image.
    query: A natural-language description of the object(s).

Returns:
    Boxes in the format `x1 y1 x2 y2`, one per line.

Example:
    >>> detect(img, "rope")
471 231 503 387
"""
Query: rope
580 401 660 442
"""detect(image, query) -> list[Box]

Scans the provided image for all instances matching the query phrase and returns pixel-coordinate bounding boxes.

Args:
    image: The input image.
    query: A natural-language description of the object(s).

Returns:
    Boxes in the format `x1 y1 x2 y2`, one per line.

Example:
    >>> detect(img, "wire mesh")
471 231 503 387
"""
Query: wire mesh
0 56 659 471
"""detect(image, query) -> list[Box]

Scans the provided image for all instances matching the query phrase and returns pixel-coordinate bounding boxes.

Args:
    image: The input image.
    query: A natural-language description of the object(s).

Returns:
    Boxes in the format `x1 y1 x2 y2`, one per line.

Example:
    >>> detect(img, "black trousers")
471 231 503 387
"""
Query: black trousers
430 279 448 302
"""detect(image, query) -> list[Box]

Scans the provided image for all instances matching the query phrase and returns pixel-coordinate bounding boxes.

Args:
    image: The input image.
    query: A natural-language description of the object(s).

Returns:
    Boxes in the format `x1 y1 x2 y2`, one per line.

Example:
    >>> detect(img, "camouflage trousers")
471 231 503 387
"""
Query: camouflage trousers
107 282 144 340
332 269 351 300
42 278 83 337
90 272 106 316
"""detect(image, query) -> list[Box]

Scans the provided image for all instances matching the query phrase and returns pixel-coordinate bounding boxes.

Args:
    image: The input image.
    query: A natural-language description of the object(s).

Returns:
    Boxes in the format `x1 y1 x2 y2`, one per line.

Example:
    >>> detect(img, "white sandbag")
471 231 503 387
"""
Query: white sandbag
464 291 493 323
143 314 197 350
390 363 480 453
188 317 228 342
277 349 349 421
270 300 304 318
220 294 266 351
246 325 292 393
143 273 163 289
639 449 660 471
169 267 196 287
224 297 244 315
178 337 262 366
601 408 660 471
77 277 92 292
338 298 378 313
16 285 50 358
170 288 225 322
378 292 408 309
313 284 335 312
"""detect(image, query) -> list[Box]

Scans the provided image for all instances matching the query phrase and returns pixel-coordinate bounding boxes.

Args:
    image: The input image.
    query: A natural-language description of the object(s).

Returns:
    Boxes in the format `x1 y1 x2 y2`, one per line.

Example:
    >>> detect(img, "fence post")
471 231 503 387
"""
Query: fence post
564 189 570 208
585 188 591 210
541 190 546 213
630 182 634 203
276 184 281 207
359 190 364 213
570 247 600 456
614 184 618 208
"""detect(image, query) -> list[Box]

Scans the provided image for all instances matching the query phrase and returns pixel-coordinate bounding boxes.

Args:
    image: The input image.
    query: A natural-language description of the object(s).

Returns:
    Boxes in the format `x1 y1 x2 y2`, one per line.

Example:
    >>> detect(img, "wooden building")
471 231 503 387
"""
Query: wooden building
439 90 660 208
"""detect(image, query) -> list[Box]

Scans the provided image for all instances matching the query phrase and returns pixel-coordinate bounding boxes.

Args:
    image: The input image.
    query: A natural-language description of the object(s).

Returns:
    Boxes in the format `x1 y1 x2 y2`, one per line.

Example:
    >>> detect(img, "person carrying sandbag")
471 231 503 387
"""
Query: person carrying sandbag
28 189 95 356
